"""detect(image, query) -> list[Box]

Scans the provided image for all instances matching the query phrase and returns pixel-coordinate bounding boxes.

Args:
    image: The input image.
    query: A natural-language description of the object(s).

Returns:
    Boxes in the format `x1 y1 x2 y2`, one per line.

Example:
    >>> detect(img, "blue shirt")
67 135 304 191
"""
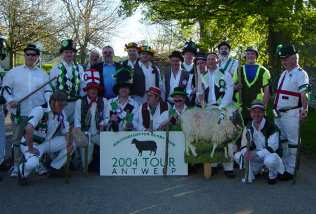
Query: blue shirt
244 64 259 83
103 64 116 99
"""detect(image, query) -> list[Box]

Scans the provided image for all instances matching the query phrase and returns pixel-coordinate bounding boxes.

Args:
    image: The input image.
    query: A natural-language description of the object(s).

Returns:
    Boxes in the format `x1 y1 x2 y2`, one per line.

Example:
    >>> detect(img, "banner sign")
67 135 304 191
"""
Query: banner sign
100 131 188 176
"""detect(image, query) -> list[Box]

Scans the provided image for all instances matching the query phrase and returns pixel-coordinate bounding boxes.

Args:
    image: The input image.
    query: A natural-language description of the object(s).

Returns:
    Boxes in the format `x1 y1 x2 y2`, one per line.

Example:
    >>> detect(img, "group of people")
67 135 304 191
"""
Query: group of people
0 38 310 185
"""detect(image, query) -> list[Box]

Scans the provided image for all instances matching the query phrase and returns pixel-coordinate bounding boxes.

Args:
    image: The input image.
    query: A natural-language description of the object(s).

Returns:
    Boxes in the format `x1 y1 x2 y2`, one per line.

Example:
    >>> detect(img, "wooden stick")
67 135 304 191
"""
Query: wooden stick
163 124 170 176
203 163 212 179
17 76 57 105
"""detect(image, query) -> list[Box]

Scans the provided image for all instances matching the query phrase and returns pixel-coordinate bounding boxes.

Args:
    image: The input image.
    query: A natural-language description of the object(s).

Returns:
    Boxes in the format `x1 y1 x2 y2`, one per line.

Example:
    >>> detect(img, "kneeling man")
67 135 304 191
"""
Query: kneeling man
18 91 70 184
234 100 284 184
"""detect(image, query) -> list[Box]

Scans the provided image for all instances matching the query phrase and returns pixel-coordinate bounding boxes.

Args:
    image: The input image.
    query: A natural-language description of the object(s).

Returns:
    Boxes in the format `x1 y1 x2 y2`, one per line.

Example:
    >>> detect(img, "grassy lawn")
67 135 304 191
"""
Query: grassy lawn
301 107 316 156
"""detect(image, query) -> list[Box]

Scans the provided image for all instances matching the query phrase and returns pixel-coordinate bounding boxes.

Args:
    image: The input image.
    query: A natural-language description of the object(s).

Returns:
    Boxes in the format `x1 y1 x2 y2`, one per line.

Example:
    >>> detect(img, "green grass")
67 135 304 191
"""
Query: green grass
301 107 316 156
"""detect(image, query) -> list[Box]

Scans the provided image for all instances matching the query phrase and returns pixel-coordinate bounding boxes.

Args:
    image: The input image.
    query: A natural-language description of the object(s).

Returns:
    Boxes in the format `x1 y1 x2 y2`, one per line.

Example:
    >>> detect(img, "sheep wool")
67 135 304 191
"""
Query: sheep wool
181 105 243 163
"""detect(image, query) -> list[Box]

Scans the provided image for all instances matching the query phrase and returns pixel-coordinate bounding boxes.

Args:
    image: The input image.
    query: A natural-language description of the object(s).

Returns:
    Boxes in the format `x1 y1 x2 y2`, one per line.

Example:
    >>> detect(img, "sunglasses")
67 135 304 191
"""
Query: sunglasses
25 53 38 57
103 51 113 54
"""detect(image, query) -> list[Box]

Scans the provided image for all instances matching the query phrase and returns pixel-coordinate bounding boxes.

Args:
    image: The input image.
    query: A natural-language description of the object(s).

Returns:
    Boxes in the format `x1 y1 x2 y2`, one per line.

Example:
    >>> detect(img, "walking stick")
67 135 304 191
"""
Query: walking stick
242 129 254 183
17 76 57 105
163 124 170 176
292 120 302 184
65 127 73 184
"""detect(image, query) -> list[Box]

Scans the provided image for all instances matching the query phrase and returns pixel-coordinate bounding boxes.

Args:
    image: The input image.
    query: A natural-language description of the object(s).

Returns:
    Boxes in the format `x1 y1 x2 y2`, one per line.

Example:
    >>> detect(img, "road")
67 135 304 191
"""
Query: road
1 156 316 214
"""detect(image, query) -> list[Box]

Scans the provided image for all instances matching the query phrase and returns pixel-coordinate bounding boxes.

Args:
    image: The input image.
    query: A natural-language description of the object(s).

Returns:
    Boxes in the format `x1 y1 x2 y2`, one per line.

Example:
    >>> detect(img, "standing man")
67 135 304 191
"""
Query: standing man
133 45 162 105
234 100 284 184
50 39 84 123
3 43 51 177
18 91 70 185
233 47 271 123
274 44 309 181
83 49 101 70
194 52 208 106
138 87 169 131
106 67 139 131
218 41 239 77
181 40 197 106
198 52 234 108
162 51 191 104
121 42 139 69
92 46 124 100
74 68 107 168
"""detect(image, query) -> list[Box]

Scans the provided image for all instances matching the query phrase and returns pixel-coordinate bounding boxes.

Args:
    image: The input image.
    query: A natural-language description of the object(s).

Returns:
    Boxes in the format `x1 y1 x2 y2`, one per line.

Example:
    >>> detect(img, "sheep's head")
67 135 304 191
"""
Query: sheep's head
131 138 137 144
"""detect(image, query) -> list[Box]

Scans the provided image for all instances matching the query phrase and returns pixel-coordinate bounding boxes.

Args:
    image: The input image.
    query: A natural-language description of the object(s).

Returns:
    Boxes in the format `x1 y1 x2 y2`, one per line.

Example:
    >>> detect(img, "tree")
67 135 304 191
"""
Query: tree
0 0 62 67
60 0 121 64
119 0 316 74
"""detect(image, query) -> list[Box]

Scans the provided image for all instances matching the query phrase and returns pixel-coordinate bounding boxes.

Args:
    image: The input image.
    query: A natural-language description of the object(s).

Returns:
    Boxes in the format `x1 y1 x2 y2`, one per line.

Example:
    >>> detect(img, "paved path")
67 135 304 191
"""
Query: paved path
1 156 316 214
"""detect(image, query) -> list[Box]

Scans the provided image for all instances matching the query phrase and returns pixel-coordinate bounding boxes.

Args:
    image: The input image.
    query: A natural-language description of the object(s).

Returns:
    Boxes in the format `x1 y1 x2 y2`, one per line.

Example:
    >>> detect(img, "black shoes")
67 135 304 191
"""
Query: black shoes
278 171 294 181
267 177 277 185
224 170 236 179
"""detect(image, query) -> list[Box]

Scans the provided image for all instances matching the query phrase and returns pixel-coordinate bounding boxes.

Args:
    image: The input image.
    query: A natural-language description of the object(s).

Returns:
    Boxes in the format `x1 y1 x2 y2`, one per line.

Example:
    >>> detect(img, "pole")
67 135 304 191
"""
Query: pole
163 124 170 176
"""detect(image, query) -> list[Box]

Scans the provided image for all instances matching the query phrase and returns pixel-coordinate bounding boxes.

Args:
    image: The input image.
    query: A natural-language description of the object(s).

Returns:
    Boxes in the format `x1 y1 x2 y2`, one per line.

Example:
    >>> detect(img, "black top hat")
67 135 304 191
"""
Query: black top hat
171 87 187 97
246 47 259 57
182 40 197 55
276 44 298 59
194 51 207 63
217 41 231 50
169 50 184 62
23 43 40 55
113 66 133 95
60 39 76 53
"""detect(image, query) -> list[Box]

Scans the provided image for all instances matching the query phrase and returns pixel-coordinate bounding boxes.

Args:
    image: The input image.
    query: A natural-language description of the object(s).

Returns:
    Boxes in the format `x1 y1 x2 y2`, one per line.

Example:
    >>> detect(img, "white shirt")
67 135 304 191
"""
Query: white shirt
27 106 69 141
138 61 157 91
3 65 51 116
107 96 139 131
199 67 234 108
128 60 137 69
241 118 279 153
74 97 108 135
138 102 169 131
219 57 239 77
275 66 309 110
182 62 194 72
50 60 85 96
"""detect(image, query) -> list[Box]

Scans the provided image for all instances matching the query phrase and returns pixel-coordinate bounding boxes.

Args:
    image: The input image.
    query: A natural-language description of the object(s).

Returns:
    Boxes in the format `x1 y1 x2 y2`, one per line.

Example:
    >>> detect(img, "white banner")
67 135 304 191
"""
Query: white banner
100 131 188 176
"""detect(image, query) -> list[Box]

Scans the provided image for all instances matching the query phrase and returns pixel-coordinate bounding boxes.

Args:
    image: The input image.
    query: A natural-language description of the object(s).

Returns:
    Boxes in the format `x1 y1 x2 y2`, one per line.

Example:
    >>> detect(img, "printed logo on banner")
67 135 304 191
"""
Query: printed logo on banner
100 131 188 176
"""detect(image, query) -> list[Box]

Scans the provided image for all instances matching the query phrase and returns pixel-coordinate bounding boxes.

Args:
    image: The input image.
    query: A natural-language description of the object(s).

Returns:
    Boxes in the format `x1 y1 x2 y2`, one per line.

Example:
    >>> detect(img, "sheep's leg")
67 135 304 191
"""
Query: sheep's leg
210 144 217 158
188 143 197 157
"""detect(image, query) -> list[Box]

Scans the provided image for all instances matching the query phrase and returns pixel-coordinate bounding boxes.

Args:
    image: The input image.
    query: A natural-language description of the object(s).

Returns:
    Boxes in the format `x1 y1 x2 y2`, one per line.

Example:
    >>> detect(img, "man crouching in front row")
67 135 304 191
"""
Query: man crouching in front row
18 91 71 185
234 100 285 184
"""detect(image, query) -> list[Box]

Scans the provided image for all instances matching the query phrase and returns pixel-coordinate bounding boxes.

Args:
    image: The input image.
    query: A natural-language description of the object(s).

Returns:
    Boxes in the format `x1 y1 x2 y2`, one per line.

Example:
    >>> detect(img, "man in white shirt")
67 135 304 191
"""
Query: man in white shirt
133 46 162 105
217 41 239 77
18 91 70 185
50 39 84 123
234 100 284 184
121 42 139 69
274 44 309 181
74 68 107 168
198 52 234 108
162 51 191 104
3 43 52 177
138 87 169 131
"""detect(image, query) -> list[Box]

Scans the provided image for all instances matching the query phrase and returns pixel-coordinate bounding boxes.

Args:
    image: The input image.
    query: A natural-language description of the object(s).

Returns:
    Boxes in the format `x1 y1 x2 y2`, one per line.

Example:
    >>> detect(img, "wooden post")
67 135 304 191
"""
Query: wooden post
203 163 212 179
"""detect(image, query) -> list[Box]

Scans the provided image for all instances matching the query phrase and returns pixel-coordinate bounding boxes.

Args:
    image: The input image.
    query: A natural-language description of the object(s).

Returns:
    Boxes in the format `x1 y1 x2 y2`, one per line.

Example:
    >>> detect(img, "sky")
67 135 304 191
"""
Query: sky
109 8 157 57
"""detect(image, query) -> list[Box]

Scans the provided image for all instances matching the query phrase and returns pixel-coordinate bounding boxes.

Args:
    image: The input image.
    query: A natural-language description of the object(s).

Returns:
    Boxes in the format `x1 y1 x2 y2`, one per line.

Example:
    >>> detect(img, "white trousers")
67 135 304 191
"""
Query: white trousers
234 149 285 179
20 136 67 177
275 109 300 174
64 101 76 124
0 107 5 165
79 134 100 166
